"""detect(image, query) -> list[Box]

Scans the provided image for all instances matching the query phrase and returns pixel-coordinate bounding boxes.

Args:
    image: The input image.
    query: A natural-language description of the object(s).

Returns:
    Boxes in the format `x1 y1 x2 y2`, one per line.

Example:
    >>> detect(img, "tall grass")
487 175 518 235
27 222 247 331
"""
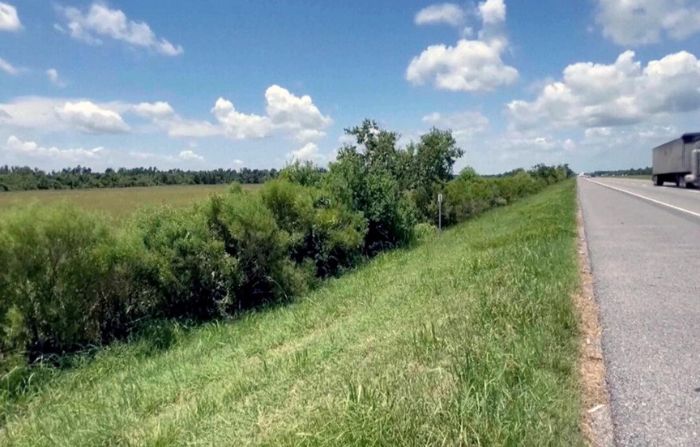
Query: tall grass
0 181 582 446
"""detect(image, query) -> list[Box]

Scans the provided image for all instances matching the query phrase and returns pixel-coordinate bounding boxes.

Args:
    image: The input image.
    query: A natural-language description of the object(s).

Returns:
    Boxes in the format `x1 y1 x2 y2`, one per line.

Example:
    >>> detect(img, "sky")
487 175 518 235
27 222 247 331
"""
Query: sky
1 0 700 174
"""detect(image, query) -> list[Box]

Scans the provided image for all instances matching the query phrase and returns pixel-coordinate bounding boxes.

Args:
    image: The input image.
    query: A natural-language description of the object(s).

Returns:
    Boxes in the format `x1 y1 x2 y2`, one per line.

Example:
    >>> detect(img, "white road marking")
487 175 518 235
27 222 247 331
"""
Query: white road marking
587 179 700 219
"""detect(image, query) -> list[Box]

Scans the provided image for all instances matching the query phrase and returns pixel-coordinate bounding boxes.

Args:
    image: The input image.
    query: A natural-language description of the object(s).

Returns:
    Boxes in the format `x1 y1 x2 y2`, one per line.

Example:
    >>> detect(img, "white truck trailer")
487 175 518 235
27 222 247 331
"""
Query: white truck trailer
652 133 700 187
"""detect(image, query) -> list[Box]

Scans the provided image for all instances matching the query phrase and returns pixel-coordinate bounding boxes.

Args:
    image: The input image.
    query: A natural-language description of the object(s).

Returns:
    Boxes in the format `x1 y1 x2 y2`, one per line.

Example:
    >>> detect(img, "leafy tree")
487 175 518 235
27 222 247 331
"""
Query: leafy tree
409 128 464 222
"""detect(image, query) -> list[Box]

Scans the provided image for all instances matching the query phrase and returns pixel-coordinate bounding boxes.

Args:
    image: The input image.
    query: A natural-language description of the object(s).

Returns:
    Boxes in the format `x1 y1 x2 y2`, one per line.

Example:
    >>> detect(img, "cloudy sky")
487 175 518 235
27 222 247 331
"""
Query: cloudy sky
2 0 700 173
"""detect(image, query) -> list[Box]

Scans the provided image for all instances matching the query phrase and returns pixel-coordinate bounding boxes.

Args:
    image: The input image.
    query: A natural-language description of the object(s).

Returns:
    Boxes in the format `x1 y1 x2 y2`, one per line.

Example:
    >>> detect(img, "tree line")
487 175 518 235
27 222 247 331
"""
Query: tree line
0 120 573 395
0 166 279 191
591 167 651 177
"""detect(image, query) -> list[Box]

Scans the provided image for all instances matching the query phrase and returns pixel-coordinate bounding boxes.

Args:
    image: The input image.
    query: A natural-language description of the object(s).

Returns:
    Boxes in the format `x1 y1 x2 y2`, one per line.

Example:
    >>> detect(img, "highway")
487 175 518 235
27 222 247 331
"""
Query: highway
578 178 700 446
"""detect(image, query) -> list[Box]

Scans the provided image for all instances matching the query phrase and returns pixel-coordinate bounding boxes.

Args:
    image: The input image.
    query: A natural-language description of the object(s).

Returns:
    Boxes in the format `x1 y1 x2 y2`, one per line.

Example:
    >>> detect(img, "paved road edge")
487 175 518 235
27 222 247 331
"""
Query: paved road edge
587 179 700 219
576 188 615 446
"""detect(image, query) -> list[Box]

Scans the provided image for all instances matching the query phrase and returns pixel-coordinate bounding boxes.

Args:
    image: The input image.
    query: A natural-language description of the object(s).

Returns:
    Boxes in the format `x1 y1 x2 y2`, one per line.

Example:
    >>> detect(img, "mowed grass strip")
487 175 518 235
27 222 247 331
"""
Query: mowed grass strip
0 184 261 219
0 180 581 446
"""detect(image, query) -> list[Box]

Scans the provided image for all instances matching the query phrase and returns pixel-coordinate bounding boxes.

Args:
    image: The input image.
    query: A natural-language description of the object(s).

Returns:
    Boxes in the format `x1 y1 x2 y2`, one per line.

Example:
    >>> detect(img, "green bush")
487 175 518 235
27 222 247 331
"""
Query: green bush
131 205 240 320
261 179 367 277
494 170 543 204
0 205 130 359
443 176 498 225
412 222 438 243
326 148 416 255
206 189 310 310
278 161 325 187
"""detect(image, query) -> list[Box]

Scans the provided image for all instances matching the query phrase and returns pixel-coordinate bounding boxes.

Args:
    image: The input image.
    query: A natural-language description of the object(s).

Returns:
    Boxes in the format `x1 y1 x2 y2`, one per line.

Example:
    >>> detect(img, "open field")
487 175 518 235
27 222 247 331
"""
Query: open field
0 184 260 219
0 181 582 446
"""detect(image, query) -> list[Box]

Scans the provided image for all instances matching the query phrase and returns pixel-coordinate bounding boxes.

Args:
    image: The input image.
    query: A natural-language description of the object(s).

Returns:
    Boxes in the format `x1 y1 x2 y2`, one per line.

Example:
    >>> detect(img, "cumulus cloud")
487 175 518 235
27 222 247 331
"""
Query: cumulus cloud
406 38 517 92
407 0 517 92
289 142 324 163
493 134 577 166
422 111 490 139
595 0 700 45
56 101 130 134
0 2 20 31
478 0 506 25
164 85 332 142
212 97 273 139
124 148 206 167
0 56 18 75
0 97 130 134
58 3 183 56
46 68 67 87
178 149 204 161
265 85 332 136
4 135 105 161
415 3 465 27
507 50 700 131
132 101 175 119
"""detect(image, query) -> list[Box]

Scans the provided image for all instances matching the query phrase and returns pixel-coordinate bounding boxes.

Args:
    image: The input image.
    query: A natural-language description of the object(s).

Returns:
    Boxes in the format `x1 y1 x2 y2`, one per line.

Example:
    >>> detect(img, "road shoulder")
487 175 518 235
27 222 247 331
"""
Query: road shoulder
576 194 614 446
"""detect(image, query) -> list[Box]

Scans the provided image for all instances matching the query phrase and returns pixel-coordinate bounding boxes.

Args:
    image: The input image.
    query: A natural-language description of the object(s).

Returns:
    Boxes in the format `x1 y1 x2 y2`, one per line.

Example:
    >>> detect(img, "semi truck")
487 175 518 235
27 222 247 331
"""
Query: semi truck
652 133 700 187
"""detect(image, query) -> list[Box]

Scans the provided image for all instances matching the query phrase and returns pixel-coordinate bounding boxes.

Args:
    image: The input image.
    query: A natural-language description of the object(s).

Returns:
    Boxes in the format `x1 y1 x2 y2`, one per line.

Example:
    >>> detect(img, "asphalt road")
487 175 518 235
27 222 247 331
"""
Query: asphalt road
578 177 700 446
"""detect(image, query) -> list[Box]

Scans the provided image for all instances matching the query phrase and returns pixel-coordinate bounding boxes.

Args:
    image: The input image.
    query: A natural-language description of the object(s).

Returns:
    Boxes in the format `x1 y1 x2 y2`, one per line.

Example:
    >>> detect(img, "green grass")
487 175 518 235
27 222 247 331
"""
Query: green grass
0 184 261 219
0 180 582 446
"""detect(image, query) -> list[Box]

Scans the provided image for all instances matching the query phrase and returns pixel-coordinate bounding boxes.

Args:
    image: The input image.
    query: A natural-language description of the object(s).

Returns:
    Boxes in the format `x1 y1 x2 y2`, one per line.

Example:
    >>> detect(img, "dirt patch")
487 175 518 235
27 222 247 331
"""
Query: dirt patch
575 205 614 446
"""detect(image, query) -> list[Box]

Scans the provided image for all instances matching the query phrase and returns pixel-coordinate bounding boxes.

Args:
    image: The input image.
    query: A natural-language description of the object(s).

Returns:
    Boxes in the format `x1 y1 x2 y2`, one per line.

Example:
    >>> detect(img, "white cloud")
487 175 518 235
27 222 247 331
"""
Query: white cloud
4 135 105 162
478 0 506 25
422 111 490 138
133 101 175 119
265 85 332 138
0 97 66 130
289 142 324 163
212 97 272 139
56 101 130 134
161 85 331 142
595 0 700 45
59 3 183 56
125 149 206 167
415 3 465 27
178 149 204 161
0 2 20 31
0 97 138 135
46 68 67 87
507 50 700 131
408 0 517 92
406 38 518 92
0 56 18 75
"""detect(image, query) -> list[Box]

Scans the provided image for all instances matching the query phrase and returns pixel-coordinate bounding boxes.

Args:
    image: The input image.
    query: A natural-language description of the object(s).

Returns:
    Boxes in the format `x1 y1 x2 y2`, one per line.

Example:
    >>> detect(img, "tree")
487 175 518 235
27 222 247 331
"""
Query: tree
410 128 464 222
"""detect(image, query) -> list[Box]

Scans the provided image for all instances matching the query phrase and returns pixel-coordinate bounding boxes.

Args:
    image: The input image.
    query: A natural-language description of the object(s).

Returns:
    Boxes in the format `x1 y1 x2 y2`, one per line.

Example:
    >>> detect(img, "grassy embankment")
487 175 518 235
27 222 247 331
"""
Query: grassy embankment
0 184 261 219
0 180 582 446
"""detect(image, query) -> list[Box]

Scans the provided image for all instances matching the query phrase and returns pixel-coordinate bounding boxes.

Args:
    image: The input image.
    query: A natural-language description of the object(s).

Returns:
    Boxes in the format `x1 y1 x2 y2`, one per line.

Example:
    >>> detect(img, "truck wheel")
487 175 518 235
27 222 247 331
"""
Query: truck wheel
653 175 662 186
675 176 681 187
679 176 688 188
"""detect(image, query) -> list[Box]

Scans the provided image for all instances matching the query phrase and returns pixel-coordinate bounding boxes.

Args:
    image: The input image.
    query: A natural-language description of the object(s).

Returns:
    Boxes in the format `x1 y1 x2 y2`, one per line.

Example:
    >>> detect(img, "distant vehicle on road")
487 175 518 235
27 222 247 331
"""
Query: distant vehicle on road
652 133 700 187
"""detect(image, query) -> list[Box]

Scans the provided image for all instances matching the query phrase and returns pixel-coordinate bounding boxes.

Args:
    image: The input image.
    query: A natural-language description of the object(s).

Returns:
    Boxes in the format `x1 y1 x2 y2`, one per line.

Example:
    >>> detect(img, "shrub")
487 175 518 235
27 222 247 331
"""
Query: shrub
326 148 416 255
443 177 498 225
206 189 310 310
494 170 542 204
278 161 325 187
131 205 240 320
261 179 367 277
412 222 438 243
0 205 129 359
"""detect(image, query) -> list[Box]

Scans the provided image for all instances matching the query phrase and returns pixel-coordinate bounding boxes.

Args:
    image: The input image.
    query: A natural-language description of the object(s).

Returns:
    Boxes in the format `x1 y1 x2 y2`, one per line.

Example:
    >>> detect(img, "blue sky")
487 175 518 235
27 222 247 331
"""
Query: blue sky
2 0 700 173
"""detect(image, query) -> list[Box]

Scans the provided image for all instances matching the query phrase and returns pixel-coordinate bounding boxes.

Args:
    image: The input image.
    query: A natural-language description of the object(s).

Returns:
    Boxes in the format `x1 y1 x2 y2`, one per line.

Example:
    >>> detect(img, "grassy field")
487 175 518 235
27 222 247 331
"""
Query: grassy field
0 181 582 446
0 184 260 219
